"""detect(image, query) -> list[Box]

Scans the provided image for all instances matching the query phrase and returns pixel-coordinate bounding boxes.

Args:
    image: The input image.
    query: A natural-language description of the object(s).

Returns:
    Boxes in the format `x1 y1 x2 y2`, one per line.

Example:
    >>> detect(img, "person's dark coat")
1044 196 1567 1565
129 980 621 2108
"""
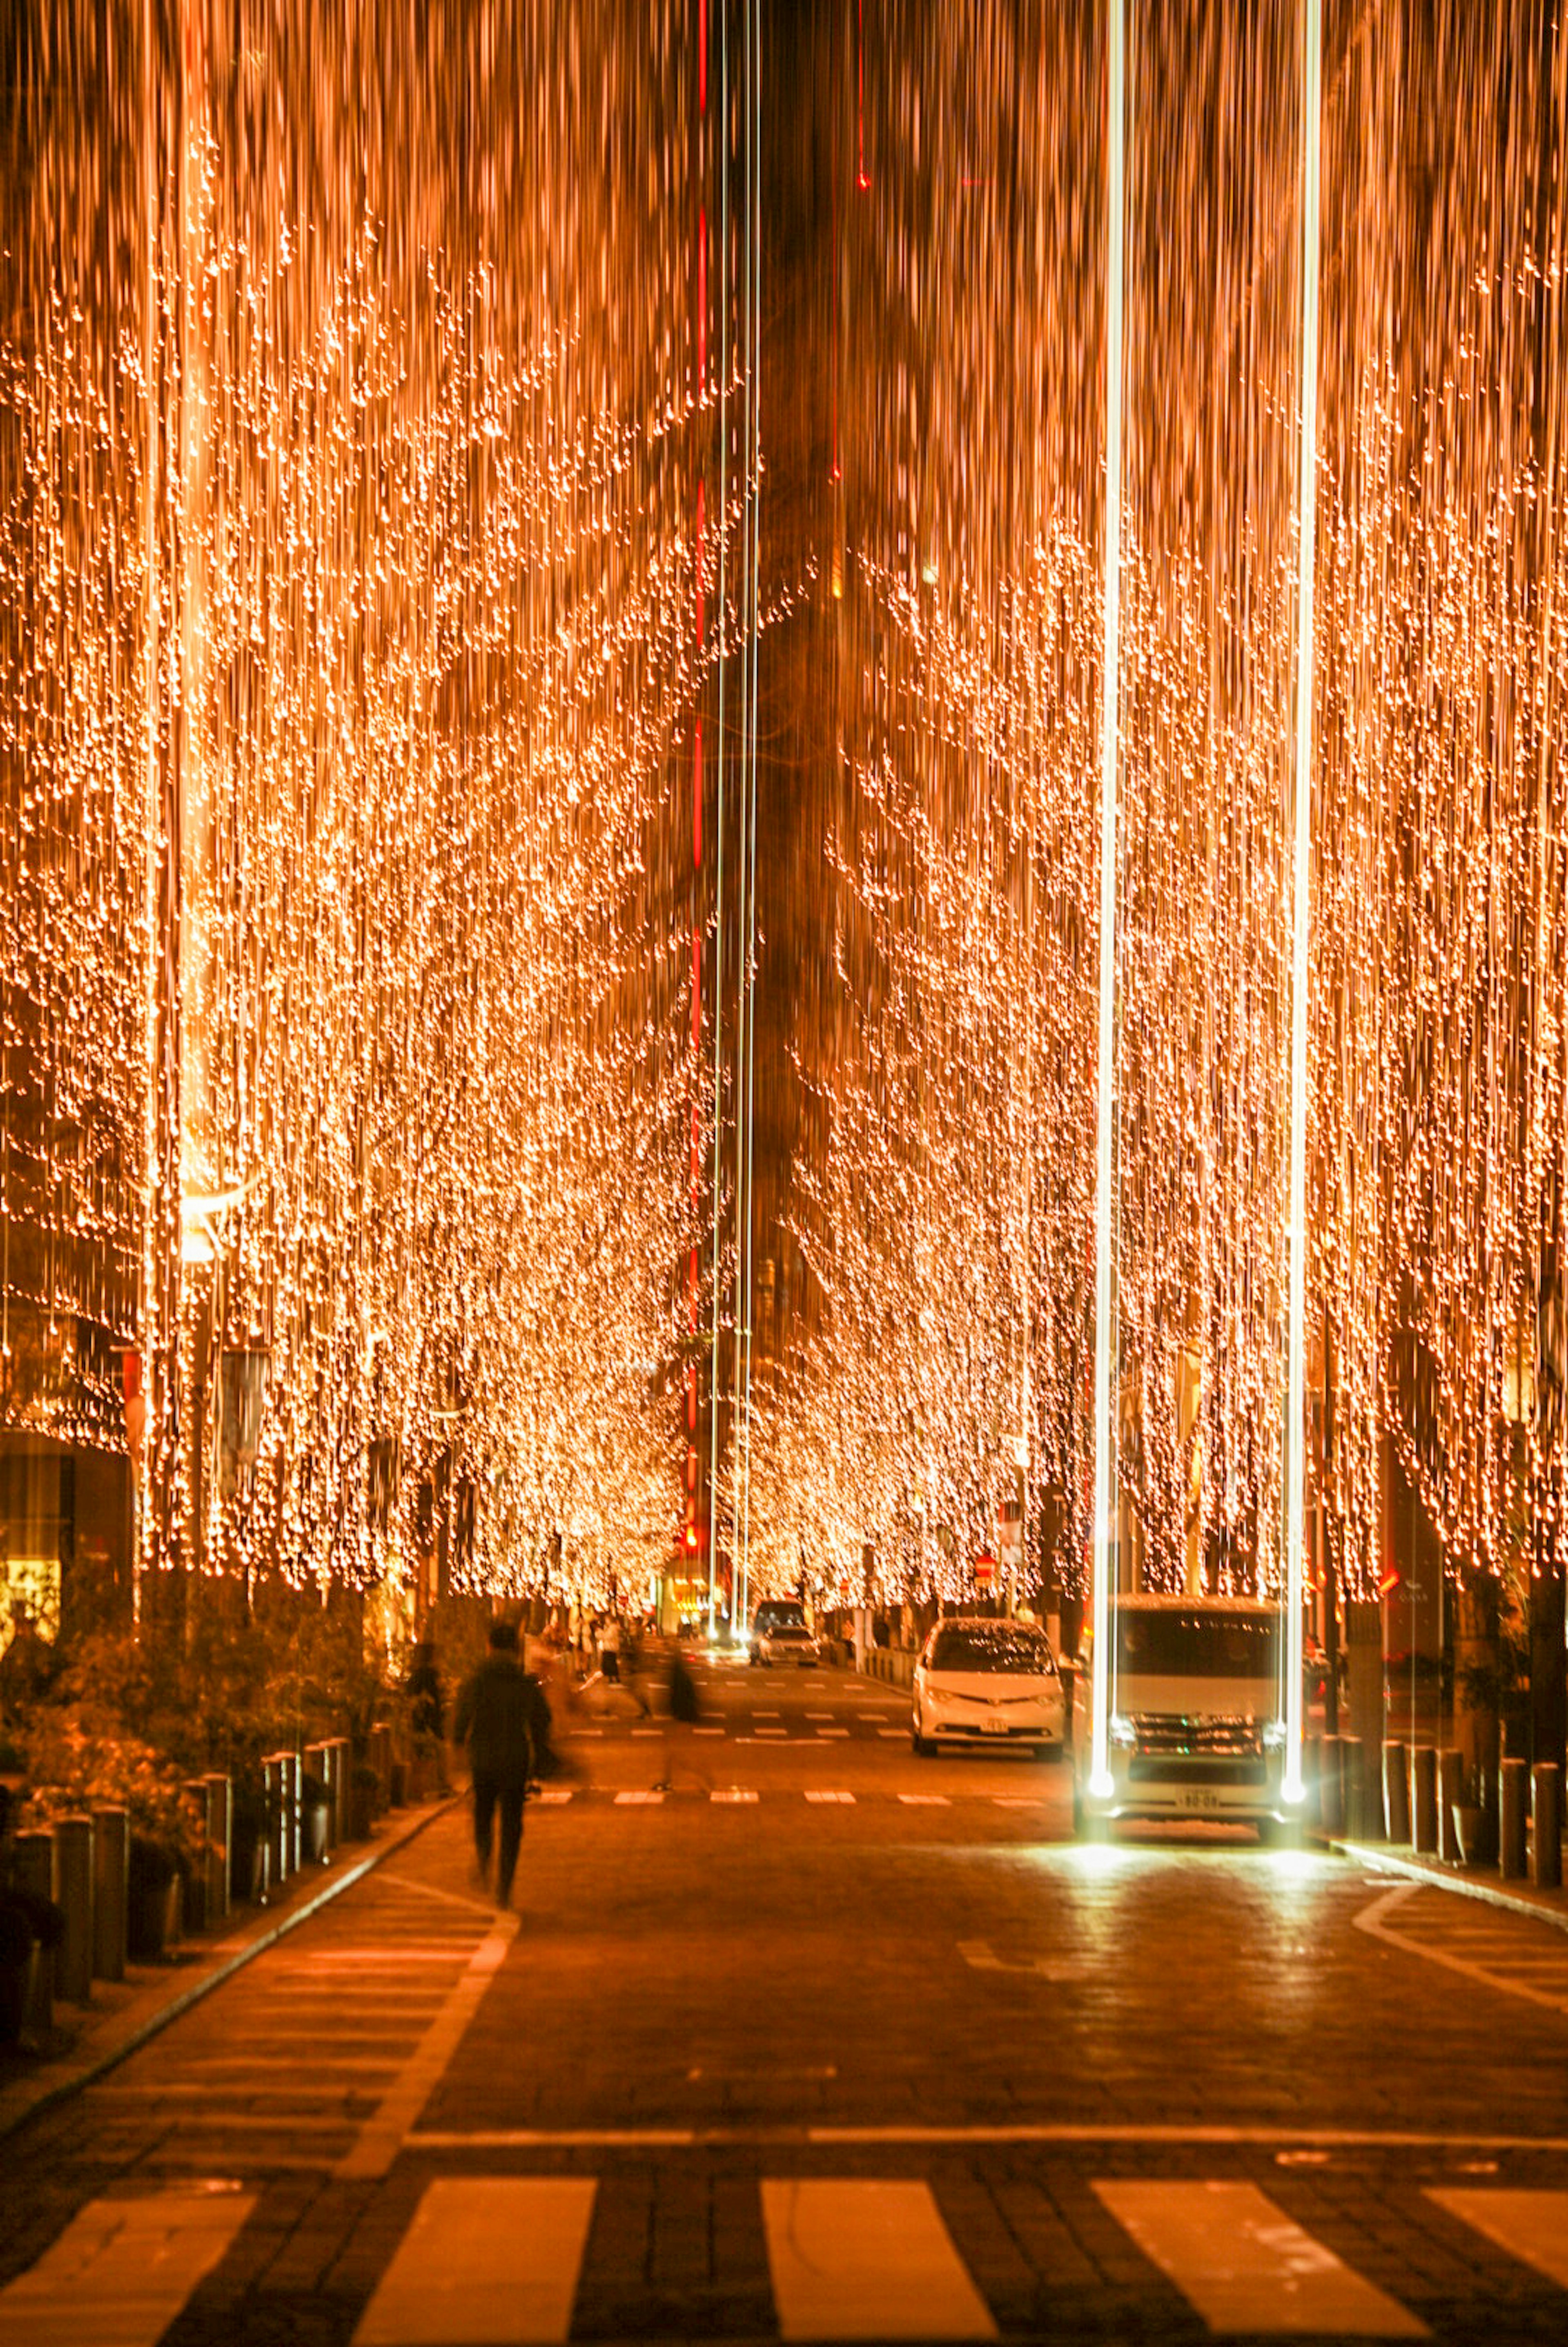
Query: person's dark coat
452 1653 552 1788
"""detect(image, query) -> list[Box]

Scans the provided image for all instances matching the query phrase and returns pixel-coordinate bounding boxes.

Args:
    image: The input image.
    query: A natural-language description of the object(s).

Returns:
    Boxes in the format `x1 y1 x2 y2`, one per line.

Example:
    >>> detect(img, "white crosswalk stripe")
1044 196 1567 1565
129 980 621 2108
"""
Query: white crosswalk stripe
1095 2180 1426 2336
761 2179 995 2341
0 2187 255 2347
352 2178 596 2345
1427 2186 1568 2293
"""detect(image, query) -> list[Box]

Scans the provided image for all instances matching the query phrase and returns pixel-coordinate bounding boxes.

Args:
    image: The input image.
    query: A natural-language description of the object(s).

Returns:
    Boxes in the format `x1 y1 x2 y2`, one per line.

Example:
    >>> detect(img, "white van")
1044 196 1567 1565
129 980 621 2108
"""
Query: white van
1074 1595 1289 1838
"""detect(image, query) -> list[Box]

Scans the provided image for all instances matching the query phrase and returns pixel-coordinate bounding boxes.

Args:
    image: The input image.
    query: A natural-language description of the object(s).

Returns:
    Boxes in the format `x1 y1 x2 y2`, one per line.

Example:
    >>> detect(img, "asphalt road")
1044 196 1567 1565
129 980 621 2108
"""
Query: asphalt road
5 1649 1568 2344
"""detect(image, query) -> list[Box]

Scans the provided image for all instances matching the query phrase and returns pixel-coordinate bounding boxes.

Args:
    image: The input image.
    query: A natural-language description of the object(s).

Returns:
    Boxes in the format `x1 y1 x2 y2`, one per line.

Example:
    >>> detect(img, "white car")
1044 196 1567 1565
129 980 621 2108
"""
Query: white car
911 1617 1065 1757
748 1602 821 1667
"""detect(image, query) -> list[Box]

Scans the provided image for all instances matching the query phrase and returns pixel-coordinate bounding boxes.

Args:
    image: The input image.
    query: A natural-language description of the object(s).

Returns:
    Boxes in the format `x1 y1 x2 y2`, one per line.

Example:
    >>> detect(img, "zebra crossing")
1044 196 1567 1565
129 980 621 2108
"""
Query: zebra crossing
4 2172 1566 2343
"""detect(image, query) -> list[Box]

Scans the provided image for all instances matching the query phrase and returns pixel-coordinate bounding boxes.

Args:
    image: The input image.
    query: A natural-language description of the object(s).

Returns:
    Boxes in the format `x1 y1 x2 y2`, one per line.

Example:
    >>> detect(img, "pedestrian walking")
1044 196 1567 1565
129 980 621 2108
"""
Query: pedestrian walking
599 1611 622 1683
452 1618 552 1910
654 1638 703 1792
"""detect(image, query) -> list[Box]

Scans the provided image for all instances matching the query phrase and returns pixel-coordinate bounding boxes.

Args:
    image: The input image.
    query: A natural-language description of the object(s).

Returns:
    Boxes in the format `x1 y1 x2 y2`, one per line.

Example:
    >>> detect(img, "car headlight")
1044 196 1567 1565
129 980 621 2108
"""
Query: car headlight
1108 1713 1137 1749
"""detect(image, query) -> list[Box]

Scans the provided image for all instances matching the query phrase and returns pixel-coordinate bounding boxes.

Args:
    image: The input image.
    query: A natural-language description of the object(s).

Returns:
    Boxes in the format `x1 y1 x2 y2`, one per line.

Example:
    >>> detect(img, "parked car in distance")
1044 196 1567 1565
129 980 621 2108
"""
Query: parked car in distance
911 1617 1065 1758
749 1600 820 1667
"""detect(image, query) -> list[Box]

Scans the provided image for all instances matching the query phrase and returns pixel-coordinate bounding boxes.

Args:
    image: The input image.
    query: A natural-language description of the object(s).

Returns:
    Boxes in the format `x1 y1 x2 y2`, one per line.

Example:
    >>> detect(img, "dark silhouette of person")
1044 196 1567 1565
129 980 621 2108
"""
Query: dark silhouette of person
452 1619 551 1910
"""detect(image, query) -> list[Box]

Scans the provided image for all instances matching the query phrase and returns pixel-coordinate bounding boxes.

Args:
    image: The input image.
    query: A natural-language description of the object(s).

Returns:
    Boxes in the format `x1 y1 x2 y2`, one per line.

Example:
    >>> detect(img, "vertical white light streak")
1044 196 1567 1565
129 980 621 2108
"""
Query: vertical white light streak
708 0 729 1636
1283 0 1322 1808
1089 0 1126 1803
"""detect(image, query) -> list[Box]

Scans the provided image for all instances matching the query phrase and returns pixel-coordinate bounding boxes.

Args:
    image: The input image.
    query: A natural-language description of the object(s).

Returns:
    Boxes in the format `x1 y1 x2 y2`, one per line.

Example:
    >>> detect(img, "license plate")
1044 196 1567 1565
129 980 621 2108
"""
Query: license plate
982 1716 1009 1734
1178 1789 1225 1811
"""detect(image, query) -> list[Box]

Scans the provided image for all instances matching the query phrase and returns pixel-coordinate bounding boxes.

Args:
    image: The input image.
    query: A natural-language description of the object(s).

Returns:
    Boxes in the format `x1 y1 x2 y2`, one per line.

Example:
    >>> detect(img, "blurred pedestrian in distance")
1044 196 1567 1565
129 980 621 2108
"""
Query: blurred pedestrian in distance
653 1635 703 1792
452 1618 552 1910
599 1611 622 1682
407 1640 444 1738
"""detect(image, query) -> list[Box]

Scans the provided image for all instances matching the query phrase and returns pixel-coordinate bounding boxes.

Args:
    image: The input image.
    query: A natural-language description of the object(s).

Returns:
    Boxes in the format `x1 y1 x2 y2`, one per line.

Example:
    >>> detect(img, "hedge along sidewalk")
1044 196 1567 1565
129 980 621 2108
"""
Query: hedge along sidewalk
1326 1834 1568 1933
0 1790 463 2142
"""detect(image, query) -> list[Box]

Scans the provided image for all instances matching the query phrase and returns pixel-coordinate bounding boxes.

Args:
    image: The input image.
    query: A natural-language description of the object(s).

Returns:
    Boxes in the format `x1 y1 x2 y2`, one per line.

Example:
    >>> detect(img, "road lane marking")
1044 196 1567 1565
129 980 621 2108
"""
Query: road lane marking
377 1875 506 1919
815 1727 850 1737
407 2121 1568 2152
878 1729 909 1740
612 1789 664 1804
534 1788 573 1804
1093 2180 1425 2336
899 1794 950 1806
805 1791 855 1804
336 1915 517 2180
710 1788 759 1803
1354 1883 1568 2013
352 2178 596 2346
753 1728 789 1738
761 2179 996 2341
0 2186 255 2347
958 1940 1085 1981
1426 2189 1568 2291
694 1726 727 1737
806 1711 834 1720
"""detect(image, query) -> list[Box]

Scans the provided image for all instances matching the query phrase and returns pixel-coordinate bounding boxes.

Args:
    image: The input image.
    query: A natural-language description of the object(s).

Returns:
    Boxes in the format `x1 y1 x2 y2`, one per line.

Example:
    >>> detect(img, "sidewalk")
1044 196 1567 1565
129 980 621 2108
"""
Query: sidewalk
0 1791 461 2141
1324 1830 1568 1933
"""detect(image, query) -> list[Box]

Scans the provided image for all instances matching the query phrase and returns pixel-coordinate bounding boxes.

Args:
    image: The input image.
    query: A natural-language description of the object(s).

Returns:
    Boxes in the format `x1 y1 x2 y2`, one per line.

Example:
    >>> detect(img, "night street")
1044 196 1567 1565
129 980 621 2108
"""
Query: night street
5 1653 1568 2343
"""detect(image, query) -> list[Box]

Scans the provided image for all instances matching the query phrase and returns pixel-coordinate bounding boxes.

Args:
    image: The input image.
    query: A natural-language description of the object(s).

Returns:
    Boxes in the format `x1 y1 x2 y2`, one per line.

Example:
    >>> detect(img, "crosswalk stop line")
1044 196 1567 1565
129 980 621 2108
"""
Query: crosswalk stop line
0 2186 255 2347
1426 2188 1568 2293
1094 2180 1426 2336
352 2178 597 2345
761 2178 996 2340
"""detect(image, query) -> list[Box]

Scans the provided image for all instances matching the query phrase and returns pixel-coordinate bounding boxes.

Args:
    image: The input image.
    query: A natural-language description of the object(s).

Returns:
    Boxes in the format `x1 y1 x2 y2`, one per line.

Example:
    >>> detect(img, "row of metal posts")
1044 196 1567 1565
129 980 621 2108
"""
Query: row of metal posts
1314 1733 1564 1889
6 1734 358 2044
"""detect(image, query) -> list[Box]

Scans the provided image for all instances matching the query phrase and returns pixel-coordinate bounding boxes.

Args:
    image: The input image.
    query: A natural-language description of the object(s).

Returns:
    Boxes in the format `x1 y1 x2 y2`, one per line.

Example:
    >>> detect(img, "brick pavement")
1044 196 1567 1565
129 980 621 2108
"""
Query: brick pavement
3 1663 1568 2341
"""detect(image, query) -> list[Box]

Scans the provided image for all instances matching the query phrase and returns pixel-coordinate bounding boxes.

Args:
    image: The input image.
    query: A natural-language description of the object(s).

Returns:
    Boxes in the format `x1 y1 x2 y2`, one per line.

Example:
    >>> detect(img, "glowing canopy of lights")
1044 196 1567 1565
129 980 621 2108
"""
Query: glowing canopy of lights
2 2 1566 1622
1 1 759 1604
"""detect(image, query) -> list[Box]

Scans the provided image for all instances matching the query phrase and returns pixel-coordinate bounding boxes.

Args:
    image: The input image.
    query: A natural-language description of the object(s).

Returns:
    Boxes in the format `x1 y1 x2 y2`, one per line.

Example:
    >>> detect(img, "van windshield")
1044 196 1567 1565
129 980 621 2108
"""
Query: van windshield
1115 1610 1279 1678
759 1603 806 1631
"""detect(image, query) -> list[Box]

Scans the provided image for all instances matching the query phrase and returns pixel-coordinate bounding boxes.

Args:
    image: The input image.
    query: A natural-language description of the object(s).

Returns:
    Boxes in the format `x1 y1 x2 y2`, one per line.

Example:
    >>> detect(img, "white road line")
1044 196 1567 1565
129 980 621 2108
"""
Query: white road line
1427 2188 1568 2292
352 2178 597 2346
0 2187 255 2347
534 1788 574 1805
805 1791 856 1804
406 2121 1568 2153
856 1712 886 1721
899 1794 950 1806
693 1726 727 1737
762 2179 996 2341
878 1728 909 1740
1094 2180 1425 2336
1354 1883 1568 2014
711 1789 759 1803
376 1875 503 1919
806 1712 834 1720
815 1727 850 1737
753 1729 788 1738
613 1789 664 1804
336 1914 518 2181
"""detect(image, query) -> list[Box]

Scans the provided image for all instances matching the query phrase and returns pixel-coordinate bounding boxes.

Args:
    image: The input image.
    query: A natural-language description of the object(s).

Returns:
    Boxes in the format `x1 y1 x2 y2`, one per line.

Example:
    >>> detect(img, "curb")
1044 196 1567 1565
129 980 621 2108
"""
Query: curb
1327 1836 1568 1935
0 1793 463 2142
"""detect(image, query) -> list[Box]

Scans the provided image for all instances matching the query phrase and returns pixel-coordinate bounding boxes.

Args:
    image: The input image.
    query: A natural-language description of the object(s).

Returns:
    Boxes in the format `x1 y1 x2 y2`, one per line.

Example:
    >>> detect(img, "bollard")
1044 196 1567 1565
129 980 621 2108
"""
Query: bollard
1303 1733 1321 1828
264 1754 287 1896
1410 1746 1439 1855
324 1738 347 1852
282 1751 301 1878
1532 1762 1563 1890
92 1807 129 1981
13 1829 58 2039
1340 1736 1366 1839
54 1815 95 2004
1318 1736 1344 1835
1500 1756 1529 1880
1383 1740 1410 1844
182 1783 210 1932
370 1722 393 1812
1439 1748 1465 1862
303 1744 331 1863
203 1774 232 1922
